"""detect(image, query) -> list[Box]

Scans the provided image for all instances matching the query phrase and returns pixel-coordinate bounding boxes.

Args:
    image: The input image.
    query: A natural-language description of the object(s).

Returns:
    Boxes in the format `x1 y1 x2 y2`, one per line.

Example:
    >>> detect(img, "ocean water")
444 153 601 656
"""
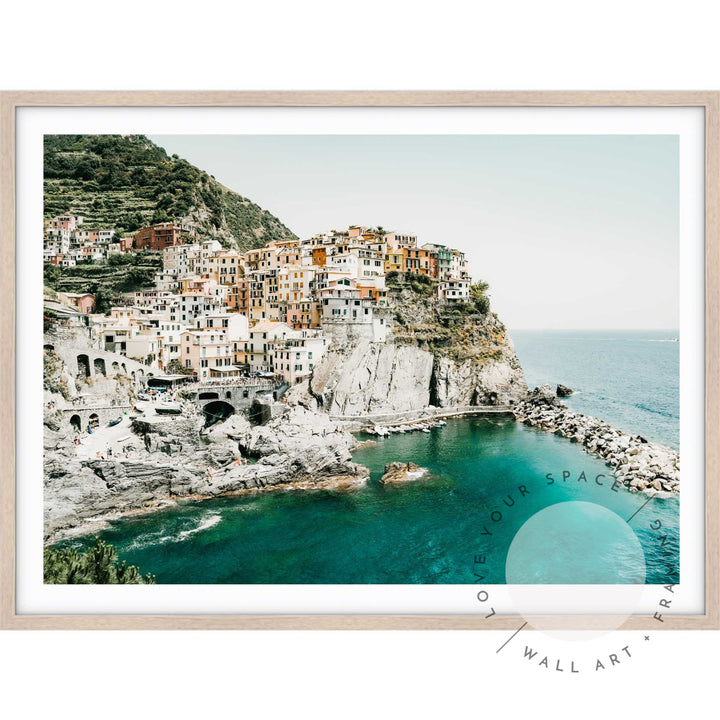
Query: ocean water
62 330 680 585
511 329 679 449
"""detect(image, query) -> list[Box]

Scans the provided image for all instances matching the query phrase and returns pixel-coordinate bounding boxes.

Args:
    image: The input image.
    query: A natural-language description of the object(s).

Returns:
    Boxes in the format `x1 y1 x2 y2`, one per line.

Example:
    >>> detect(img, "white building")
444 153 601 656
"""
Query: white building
241 320 297 373
438 278 470 303
194 311 249 342
271 333 329 385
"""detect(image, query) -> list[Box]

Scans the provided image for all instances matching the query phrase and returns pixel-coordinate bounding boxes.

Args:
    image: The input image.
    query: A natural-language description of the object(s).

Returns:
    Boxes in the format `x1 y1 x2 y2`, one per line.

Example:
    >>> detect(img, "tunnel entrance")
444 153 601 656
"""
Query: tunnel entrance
203 400 235 426
69 414 82 432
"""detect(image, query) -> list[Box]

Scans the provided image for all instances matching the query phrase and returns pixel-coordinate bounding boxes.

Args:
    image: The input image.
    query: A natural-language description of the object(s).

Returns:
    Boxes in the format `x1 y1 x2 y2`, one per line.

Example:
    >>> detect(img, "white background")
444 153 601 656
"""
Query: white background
2 1 719 718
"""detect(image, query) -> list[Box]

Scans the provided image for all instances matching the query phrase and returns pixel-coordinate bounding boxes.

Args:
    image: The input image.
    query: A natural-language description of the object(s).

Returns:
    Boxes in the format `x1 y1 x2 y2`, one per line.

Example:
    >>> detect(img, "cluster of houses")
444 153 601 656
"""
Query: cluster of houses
44 214 121 266
46 220 473 386
43 216 198 267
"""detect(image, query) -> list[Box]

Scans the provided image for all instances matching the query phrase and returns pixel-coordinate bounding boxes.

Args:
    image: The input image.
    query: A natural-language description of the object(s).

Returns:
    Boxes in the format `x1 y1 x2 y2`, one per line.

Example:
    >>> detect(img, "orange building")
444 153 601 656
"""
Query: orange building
226 278 250 314
403 247 431 275
311 247 327 267
286 300 321 330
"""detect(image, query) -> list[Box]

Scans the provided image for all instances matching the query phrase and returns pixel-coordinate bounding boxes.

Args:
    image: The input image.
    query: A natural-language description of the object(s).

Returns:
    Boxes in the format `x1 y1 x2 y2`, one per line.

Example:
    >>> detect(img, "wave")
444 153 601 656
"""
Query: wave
168 513 222 543
124 512 222 550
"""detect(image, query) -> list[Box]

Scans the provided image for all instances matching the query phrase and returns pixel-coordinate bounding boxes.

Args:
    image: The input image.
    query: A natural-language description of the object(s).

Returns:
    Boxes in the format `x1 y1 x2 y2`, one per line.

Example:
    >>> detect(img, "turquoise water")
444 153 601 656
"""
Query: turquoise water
64 330 680 584
512 329 679 449
67 417 678 584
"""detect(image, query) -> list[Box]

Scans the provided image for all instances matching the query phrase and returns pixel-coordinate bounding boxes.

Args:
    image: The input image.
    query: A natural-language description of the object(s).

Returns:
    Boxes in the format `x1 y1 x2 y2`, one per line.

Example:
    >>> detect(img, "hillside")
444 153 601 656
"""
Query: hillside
43 134 297 251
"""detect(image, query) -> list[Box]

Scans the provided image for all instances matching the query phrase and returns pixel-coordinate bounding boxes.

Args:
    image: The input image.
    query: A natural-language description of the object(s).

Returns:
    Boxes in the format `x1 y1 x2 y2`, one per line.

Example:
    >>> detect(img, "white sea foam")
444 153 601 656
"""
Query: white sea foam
172 513 222 543
123 512 222 549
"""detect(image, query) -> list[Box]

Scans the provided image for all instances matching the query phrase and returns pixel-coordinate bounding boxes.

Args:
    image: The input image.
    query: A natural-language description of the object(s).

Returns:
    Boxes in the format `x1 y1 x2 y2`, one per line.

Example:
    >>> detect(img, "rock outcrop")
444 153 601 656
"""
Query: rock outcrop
514 386 680 495
556 383 573 397
44 405 369 542
311 281 527 417
379 462 428 484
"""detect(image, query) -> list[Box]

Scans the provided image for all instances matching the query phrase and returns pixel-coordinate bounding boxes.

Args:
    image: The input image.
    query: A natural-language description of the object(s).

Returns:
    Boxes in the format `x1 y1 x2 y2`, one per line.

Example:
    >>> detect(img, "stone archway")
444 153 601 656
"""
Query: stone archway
88 413 99 430
77 354 90 378
203 400 235 426
111 361 120 374
94 357 107 377
69 414 82 432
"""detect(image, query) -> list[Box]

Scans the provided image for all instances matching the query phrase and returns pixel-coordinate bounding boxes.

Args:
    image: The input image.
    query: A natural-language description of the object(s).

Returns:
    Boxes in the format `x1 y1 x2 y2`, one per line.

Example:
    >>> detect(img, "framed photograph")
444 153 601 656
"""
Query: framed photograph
0 92 717 630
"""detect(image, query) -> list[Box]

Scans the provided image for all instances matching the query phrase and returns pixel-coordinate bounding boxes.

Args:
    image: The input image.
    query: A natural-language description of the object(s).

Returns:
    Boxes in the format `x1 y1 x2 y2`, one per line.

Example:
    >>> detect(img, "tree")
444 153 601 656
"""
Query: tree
92 288 111 314
44 538 155 584
165 359 194 375
44 263 62 287
151 208 170 224
469 280 491 314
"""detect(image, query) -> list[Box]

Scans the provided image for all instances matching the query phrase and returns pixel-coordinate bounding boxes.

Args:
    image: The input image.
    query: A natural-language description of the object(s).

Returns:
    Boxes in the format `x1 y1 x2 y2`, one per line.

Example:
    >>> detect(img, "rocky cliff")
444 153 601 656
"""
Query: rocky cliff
44 406 368 542
310 277 526 417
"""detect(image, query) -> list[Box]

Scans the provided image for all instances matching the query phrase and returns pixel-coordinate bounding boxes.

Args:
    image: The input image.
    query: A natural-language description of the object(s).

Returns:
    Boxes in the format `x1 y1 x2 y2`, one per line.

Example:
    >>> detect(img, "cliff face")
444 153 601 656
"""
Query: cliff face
310 279 527 417
310 341 435 416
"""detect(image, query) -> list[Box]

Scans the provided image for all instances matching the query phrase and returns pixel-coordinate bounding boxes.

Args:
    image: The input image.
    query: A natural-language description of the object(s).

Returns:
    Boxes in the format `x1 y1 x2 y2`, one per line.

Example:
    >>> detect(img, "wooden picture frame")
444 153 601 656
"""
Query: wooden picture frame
1 91 717 630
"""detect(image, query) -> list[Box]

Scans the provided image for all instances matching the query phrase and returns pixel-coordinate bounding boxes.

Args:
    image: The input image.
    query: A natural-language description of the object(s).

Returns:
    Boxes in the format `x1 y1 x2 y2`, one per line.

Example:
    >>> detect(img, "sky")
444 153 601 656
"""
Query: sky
149 134 679 331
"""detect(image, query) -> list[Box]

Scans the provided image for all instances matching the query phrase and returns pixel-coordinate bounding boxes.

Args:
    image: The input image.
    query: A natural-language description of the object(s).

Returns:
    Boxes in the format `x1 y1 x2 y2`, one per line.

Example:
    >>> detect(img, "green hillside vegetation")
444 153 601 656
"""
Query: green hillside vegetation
44 251 163 313
44 134 297 251
388 273 501 359
44 538 155 584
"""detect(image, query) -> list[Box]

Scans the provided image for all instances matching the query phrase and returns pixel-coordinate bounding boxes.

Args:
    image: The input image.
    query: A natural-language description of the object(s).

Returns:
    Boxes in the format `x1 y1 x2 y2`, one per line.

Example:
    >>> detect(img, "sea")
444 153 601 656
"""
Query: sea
63 330 680 585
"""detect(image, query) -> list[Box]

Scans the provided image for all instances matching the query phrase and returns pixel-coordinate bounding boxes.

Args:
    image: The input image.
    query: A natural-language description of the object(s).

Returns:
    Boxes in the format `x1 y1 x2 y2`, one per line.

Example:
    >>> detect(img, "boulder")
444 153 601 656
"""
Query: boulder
379 461 428 484
556 384 574 397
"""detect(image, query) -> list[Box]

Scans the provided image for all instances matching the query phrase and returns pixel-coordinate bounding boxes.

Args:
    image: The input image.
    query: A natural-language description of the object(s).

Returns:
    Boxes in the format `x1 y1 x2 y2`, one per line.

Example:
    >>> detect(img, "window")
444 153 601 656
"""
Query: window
185 359 192 368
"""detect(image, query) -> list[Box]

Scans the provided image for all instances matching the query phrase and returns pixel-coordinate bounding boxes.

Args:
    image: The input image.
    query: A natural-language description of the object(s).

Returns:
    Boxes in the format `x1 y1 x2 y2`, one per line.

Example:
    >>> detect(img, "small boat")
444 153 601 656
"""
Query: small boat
108 417 122 427
137 392 150 401
155 401 183 415
421 428 430 433
437 420 447 426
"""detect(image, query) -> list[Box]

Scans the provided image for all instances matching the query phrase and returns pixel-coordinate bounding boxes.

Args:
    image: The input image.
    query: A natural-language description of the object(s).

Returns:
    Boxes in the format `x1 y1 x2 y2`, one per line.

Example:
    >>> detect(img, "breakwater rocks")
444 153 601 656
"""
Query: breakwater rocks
514 385 679 495
44 405 369 541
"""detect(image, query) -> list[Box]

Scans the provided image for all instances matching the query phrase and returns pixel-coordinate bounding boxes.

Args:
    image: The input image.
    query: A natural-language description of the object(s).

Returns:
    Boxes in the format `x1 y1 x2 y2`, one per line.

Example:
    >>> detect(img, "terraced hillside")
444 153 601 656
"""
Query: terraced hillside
44 135 297 251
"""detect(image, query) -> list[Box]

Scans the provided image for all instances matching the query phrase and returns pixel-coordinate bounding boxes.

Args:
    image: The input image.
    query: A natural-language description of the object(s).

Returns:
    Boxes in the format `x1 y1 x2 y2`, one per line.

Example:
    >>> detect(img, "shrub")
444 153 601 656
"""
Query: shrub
44 538 156 584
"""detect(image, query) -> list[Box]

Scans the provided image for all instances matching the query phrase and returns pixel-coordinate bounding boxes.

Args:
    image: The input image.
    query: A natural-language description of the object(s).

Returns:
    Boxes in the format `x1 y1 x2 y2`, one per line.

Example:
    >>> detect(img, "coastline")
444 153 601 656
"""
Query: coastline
514 385 680 495
47 387 680 546
47 470 370 545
